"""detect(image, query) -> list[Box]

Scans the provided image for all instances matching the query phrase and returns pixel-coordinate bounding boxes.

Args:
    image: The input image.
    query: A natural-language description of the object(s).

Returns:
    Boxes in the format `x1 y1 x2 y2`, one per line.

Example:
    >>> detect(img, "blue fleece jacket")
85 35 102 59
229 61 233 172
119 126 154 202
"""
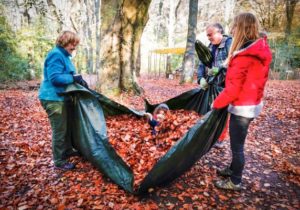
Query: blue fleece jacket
38 46 75 101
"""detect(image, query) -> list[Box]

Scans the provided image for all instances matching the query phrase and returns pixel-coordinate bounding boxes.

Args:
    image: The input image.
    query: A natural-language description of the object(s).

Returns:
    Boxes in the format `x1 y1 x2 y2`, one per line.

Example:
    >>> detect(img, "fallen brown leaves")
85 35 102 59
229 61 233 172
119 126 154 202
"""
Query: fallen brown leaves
253 81 300 187
107 110 201 188
0 79 299 209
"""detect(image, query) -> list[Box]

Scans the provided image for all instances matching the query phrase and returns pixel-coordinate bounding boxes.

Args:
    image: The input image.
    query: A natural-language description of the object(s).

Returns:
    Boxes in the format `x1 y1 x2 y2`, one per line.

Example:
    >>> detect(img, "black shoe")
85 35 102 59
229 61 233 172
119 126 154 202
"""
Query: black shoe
55 162 76 170
217 166 233 177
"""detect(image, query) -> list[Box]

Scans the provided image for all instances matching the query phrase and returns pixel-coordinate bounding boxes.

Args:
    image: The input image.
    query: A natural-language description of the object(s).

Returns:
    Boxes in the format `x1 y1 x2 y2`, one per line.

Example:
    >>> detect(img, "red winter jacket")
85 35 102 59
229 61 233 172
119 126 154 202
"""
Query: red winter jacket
213 37 272 118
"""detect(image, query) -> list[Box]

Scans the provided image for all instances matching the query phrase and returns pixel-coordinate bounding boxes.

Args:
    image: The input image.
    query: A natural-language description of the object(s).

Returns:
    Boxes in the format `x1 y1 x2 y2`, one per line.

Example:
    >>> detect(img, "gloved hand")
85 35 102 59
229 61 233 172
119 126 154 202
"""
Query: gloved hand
207 67 219 76
199 78 208 90
143 112 153 121
73 74 89 88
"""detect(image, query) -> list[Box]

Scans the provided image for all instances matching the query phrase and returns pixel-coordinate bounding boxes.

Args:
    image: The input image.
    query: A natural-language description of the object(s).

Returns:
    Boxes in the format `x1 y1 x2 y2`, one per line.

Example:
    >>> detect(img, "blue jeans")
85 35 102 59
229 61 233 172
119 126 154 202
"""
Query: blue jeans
229 114 253 184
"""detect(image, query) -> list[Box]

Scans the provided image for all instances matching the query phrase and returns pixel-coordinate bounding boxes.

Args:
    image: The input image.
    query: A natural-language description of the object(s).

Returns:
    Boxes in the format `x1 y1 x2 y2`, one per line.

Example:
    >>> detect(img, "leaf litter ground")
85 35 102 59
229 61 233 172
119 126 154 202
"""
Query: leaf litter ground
0 78 299 209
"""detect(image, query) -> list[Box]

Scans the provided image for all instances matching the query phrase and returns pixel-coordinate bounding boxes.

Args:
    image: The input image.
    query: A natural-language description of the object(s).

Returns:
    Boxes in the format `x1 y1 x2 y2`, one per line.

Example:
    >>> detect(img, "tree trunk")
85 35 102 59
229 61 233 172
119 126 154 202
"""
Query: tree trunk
285 0 299 36
85 0 94 73
166 0 176 78
224 0 235 33
82 10 89 74
136 44 141 77
155 0 163 48
95 0 101 76
47 0 64 31
98 0 151 95
180 0 198 84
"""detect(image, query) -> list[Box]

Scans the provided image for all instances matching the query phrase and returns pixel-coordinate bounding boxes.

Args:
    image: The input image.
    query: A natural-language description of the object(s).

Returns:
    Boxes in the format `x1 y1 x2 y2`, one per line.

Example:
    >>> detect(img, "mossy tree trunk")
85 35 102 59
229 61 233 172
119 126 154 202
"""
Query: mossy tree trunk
98 0 151 95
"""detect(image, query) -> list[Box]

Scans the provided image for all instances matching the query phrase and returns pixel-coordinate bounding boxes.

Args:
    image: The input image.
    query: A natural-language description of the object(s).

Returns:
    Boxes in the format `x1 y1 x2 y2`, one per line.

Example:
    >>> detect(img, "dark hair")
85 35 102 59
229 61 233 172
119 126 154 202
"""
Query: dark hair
207 23 224 34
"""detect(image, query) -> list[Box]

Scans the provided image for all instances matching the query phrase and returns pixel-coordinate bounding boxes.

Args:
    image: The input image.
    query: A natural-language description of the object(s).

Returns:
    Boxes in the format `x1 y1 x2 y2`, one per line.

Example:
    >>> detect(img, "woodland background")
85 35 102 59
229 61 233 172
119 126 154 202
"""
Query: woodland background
0 0 299 94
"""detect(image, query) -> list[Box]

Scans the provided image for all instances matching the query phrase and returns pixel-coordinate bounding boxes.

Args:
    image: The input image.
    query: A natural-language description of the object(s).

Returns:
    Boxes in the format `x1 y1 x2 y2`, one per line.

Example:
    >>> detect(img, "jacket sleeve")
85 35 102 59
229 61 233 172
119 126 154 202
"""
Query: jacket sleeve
213 56 251 109
221 37 232 78
47 53 74 86
197 62 206 84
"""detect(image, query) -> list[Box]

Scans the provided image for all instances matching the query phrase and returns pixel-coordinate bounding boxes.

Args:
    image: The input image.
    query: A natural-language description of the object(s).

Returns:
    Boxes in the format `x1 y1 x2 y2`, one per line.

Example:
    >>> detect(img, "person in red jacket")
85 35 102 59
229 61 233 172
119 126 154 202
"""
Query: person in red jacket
212 12 272 190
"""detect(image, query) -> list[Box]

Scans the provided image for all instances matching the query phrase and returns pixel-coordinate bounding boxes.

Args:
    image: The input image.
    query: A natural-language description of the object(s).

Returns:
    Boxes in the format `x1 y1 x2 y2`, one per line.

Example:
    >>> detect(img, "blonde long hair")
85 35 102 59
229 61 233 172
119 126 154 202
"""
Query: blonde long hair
226 13 260 63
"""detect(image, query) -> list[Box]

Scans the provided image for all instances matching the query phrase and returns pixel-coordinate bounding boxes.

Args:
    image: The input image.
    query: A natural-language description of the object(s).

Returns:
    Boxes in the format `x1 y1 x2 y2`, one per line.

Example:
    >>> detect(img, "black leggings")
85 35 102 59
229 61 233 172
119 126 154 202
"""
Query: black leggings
229 114 253 184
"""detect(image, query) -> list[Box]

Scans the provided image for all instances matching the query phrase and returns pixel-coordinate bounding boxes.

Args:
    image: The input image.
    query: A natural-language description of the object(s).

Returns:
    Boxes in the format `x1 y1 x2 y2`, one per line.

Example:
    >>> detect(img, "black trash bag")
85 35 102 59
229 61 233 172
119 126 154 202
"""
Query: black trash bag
195 39 227 89
137 108 227 193
145 84 223 116
206 66 227 88
64 85 142 193
63 84 228 194
195 40 213 67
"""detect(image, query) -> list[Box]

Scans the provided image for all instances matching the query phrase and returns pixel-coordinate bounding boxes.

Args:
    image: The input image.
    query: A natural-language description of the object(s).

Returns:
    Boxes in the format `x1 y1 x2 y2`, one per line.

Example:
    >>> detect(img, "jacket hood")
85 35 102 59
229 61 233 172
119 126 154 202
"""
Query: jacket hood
233 37 272 66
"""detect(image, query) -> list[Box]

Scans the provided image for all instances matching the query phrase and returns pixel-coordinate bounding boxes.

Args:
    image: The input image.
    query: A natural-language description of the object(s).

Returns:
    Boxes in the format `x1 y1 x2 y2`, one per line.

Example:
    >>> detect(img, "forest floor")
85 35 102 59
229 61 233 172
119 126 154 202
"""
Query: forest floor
0 78 299 209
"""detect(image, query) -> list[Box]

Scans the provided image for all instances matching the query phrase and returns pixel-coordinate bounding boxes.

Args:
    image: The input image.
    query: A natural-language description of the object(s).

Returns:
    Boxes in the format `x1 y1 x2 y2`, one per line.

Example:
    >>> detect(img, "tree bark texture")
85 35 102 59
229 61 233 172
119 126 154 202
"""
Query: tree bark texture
180 0 198 84
85 0 94 73
136 44 141 77
95 0 101 75
285 0 299 36
166 0 176 78
99 0 151 94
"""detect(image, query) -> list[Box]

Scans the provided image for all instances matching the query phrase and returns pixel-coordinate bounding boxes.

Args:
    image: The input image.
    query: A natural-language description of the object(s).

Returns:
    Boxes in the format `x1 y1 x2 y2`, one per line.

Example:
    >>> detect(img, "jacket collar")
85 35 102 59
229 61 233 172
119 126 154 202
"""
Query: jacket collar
232 39 260 57
209 35 231 49
56 45 71 57
231 36 272 66
218 35 231 48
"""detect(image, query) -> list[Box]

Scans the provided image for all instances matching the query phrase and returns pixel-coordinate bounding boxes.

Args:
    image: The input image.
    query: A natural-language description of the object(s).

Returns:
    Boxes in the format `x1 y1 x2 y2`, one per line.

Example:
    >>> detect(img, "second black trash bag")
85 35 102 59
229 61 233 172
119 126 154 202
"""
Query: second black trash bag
63 84 228 194
145 84 223 116
137 108 227 193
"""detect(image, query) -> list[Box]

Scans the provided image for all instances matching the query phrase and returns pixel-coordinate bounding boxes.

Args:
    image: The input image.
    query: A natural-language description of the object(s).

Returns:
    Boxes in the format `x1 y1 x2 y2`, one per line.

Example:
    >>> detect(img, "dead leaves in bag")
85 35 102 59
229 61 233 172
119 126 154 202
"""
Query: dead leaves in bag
106 109 201 188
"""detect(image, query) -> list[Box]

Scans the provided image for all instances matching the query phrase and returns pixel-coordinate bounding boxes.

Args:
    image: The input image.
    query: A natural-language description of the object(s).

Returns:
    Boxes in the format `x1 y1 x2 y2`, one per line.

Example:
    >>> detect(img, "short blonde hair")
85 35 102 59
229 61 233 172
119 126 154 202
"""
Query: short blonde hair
56 31 80 47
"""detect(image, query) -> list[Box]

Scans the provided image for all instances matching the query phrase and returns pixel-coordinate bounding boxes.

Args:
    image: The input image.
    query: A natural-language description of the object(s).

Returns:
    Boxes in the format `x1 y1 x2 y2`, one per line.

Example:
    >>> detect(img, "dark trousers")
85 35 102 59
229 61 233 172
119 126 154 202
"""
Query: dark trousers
229 114 253 184
40 100 73 166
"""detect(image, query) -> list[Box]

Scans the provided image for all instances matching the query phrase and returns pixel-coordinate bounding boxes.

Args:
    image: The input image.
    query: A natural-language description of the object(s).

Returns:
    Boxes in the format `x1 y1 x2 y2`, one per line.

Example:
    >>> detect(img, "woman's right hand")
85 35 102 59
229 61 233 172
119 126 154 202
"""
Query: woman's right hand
73 74 89 88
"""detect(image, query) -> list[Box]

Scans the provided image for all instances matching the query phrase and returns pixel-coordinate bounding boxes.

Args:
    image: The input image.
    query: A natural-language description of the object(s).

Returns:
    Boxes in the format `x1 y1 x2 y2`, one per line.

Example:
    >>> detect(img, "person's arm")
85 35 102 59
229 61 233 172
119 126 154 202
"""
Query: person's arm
47 53 74 86
213 56 251 109
217 37 232 78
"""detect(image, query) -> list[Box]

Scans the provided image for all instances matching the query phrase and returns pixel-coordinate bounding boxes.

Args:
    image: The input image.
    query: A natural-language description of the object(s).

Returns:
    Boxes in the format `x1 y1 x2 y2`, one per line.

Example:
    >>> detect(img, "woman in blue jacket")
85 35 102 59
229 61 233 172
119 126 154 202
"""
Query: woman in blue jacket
39 31 87 170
